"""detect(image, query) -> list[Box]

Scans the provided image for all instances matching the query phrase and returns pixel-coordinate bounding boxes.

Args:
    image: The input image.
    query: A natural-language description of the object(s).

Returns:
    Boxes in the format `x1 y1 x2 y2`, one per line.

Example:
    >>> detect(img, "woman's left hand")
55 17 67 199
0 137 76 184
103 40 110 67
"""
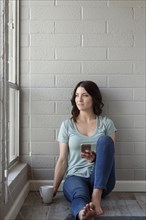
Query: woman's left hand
80 150 96 163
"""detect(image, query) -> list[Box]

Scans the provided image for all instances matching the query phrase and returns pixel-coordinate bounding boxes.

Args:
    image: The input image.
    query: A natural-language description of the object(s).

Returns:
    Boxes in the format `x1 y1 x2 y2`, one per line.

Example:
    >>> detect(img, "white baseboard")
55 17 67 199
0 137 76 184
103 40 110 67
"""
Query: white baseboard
29 179 55 191
4 182 30 220
114 180 146 192
29 180 146 192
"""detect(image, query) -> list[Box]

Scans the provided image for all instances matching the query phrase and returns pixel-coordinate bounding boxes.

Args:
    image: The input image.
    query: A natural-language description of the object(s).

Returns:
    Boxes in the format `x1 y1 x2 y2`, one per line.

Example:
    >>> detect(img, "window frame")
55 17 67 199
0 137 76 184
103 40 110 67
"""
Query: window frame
8 0 20 165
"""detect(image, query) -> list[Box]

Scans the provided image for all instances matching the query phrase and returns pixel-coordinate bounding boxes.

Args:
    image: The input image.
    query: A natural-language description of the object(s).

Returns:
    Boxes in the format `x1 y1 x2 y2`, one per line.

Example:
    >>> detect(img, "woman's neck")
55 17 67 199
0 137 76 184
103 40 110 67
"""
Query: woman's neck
77 111 96 123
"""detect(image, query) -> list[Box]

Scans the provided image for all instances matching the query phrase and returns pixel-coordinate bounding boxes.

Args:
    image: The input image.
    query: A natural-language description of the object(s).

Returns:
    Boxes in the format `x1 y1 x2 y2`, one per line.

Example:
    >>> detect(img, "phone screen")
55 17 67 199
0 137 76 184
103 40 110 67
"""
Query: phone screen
80 144 91 152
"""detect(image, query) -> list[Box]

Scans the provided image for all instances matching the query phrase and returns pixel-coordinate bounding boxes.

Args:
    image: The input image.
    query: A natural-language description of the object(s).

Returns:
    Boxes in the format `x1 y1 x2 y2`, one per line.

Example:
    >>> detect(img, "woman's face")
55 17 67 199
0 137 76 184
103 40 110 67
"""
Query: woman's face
75 86 93 111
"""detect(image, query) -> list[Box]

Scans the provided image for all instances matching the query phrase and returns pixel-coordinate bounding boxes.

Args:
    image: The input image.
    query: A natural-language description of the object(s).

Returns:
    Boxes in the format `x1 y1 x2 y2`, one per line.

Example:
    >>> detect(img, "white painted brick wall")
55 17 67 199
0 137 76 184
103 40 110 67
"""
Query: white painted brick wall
55 20 106 33
30 61 81 74
20 0 145 181
31 34 81 47
55 48 107 60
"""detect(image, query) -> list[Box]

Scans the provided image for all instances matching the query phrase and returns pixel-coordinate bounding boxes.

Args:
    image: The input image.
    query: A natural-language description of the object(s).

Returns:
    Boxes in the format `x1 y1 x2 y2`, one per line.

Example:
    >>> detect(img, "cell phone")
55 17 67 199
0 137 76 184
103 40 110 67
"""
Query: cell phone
80 144 91 152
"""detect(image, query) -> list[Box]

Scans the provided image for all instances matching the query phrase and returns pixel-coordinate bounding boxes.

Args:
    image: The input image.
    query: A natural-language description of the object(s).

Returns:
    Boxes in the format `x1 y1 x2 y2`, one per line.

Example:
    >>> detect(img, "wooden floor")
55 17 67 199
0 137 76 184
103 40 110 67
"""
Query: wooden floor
15 191 146 220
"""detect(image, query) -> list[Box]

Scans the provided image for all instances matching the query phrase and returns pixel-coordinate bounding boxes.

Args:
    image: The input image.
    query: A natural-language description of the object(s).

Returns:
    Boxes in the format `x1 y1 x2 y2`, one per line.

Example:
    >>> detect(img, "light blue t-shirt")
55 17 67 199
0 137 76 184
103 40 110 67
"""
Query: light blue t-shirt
57 116 117 178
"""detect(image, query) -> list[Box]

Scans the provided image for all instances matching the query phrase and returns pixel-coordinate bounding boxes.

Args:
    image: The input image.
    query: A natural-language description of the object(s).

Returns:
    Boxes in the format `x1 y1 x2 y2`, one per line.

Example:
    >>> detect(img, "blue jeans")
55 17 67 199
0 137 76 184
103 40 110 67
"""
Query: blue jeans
63 135 115 219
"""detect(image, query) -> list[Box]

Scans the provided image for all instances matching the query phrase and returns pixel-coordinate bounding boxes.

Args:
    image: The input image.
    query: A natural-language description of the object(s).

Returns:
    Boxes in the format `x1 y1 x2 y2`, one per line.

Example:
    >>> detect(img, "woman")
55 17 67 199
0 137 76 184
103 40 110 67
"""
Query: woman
53 81 117 220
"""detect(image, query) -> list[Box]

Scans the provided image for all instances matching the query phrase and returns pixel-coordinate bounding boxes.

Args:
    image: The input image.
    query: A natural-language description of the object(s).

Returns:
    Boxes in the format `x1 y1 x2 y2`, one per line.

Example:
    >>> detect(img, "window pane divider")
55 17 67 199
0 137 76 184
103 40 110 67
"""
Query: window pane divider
8 82 20 90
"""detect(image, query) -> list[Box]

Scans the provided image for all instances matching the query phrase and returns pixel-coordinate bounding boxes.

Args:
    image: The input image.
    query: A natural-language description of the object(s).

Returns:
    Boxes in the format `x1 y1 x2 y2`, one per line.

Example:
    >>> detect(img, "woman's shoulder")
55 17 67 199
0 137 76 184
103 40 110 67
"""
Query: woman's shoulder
99 115 117 132
99 115 114 125
61 118 73 127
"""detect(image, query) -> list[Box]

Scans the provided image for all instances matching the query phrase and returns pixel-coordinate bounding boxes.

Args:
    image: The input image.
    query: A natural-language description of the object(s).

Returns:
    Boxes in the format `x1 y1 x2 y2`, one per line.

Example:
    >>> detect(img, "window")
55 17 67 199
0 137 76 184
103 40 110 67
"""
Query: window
8 0 19 164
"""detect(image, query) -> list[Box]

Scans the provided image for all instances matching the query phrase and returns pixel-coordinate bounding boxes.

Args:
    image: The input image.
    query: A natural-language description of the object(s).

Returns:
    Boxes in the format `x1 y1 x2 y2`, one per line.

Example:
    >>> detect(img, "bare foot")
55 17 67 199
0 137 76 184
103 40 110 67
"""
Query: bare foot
92 189 103 216
78 202 96 220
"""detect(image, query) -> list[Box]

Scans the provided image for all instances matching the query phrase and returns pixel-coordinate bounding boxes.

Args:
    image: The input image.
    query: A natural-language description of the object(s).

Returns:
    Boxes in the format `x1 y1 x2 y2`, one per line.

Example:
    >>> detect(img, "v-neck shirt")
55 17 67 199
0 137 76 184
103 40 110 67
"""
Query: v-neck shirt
57 116 117 178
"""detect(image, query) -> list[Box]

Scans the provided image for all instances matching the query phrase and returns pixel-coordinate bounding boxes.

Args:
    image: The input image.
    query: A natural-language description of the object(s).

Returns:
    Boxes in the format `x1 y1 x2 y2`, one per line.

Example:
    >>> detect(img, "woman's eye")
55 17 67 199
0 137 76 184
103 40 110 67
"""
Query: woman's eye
75 93 89 97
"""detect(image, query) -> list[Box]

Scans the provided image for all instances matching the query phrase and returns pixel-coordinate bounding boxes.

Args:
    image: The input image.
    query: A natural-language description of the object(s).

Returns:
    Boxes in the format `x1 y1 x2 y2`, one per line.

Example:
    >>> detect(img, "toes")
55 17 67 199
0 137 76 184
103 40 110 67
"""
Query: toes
95 209 103 216
89 202 95 211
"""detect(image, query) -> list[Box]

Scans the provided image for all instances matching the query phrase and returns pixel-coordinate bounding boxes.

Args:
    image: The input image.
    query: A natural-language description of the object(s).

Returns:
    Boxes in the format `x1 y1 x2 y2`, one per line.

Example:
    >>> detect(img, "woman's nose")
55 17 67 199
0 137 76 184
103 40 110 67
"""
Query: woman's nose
78 96 82 101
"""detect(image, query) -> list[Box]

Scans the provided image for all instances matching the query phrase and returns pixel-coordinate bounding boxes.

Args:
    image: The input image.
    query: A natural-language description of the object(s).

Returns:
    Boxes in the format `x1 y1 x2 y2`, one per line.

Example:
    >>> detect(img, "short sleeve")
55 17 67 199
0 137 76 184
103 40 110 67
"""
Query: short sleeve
104 117 117 135
57 120 69 143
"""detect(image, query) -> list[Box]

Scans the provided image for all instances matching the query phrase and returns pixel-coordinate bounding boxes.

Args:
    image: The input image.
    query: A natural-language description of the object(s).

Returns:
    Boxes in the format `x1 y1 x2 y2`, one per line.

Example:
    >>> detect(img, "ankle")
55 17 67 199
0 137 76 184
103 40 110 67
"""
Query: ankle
93 188 102 195
92 189 102 201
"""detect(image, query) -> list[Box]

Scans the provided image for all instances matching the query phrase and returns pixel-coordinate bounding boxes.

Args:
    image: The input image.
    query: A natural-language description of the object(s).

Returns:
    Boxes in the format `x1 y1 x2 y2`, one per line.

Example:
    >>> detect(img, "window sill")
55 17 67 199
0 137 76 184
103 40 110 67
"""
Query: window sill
8 162 28 187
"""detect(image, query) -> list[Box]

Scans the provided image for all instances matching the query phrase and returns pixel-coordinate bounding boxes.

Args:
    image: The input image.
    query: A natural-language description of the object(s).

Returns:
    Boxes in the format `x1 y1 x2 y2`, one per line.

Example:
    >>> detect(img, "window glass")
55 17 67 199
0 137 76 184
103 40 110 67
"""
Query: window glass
8 0 19 164
9 88 19 163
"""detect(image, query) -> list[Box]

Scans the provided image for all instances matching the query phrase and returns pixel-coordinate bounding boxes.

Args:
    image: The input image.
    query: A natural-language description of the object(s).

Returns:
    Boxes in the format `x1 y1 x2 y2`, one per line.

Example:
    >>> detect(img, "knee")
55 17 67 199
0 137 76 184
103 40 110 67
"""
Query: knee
96 135 115 153
97 135 114 146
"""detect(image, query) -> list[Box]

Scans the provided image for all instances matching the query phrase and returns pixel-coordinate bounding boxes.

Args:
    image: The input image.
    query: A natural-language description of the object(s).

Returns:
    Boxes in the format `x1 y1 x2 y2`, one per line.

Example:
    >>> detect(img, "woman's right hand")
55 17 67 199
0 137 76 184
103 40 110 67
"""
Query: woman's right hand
80 150 96 163
53 190 57 197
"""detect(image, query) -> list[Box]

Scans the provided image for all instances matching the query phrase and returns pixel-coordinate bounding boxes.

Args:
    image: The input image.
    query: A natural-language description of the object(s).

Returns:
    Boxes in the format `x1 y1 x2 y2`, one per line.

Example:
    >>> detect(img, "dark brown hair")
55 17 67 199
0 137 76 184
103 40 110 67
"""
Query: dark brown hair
71 81 104 121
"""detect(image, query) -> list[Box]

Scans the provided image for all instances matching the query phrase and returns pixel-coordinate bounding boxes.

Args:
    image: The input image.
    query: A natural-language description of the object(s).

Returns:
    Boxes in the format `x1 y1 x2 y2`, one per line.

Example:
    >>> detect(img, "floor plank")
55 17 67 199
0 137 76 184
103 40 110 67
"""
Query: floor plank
15 192 146 220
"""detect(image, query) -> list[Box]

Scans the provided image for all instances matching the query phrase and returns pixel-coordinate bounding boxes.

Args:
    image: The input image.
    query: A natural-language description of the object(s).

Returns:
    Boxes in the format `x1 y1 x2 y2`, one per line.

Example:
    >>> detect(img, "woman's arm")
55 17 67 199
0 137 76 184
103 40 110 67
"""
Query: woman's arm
53 142 68 196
